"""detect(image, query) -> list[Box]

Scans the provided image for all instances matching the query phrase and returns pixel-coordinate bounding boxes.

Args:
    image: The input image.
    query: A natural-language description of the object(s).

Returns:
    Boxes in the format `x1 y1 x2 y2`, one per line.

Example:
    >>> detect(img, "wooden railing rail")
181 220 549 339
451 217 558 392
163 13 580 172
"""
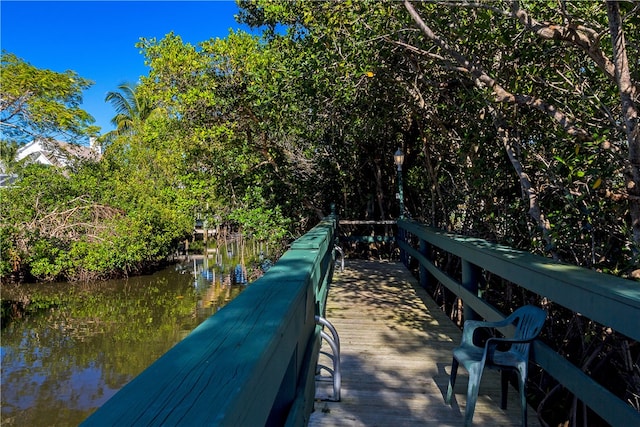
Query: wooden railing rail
82 215 337 427
397 218 640 427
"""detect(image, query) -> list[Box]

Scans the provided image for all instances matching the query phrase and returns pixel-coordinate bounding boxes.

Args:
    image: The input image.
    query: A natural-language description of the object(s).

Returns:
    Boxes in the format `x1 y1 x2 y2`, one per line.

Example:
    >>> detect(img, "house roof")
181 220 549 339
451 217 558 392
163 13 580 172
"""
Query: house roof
0 173 18 187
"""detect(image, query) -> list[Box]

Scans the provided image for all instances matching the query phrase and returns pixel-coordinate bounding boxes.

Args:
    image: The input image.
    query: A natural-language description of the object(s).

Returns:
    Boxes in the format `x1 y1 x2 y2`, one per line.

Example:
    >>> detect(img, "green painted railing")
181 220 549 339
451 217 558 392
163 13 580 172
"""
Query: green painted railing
82 215 337 427
398 218 640 427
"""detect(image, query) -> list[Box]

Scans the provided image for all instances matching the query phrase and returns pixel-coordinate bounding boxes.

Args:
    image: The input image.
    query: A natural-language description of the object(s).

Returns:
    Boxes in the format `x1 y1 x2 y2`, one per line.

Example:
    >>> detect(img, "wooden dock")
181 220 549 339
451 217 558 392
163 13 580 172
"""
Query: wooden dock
309 259 541 427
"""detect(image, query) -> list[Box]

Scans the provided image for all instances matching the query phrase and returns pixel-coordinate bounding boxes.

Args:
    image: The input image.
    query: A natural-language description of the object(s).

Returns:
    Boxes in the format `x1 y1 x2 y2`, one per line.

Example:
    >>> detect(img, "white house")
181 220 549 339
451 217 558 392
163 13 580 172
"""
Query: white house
0 138 102 187
15 137 102 168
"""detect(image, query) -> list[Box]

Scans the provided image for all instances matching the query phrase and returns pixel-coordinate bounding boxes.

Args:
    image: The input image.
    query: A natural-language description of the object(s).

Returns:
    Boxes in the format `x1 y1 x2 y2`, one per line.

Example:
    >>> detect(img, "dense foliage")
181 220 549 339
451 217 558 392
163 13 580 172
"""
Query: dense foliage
233 0 639 276
0 161 188 281
2 2 638 278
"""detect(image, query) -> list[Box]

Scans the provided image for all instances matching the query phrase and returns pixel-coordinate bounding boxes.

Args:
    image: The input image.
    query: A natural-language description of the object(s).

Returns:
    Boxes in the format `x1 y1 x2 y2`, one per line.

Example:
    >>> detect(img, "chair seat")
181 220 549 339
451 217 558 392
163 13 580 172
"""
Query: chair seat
453 344 527 370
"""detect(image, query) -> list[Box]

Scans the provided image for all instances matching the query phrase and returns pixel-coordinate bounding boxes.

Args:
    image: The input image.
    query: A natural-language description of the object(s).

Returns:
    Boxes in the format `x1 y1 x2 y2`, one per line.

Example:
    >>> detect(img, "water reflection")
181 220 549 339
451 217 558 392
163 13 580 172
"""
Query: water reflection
1 256 249 426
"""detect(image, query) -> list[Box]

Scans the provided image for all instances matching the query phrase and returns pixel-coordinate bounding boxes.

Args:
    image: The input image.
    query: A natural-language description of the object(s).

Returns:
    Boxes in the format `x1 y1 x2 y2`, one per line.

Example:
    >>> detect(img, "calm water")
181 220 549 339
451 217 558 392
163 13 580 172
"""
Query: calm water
0 255 252 426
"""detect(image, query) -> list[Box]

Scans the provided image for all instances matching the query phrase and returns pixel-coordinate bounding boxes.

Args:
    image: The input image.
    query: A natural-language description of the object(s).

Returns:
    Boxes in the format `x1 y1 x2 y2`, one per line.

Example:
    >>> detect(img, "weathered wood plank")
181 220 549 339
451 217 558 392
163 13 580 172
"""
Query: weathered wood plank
309 260 541 426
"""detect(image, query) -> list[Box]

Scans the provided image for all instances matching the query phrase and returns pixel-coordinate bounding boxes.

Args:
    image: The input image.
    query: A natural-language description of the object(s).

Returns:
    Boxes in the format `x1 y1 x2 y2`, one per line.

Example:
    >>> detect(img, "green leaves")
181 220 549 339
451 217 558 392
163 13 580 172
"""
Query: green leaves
229 186 291 245
0 51 98 143
102 82 157 142
0 150 193 281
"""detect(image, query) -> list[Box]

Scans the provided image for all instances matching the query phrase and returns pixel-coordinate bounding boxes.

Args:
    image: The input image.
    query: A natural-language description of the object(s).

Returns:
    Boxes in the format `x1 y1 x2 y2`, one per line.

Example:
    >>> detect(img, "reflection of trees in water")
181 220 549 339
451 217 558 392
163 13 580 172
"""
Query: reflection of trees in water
0 244 265 427
198 280 243 315
193 260 245 318
192 236 268 316
0 267 208 427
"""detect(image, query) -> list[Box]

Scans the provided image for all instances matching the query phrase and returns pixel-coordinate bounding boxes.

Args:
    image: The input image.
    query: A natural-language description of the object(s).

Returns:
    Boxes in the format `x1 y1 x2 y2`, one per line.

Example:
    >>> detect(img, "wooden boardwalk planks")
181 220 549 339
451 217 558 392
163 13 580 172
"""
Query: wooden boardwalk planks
309 259 541 427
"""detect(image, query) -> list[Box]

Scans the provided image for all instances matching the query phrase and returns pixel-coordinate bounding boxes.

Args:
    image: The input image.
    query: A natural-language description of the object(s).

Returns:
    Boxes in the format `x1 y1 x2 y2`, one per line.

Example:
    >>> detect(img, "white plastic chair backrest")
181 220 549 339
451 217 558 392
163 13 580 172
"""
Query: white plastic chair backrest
508 305 546 357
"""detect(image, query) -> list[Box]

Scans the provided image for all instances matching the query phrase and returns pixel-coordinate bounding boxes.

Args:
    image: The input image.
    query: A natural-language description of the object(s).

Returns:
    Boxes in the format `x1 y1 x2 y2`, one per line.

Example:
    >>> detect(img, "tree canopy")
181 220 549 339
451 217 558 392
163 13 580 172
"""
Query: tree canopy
230 0 639 274
102 82 158 141
0 51 98 143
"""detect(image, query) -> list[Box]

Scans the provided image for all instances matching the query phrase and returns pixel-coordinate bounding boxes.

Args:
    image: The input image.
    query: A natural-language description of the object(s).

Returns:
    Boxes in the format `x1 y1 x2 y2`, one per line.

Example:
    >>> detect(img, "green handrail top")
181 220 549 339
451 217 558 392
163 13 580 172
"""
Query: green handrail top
290 217 336 250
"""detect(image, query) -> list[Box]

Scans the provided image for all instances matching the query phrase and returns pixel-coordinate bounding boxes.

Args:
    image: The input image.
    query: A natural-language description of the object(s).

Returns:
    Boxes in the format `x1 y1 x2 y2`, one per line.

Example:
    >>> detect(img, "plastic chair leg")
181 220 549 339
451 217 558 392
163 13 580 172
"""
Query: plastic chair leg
518 369 528 427
500 370 510 410
446 358 459 405
464 364 483 427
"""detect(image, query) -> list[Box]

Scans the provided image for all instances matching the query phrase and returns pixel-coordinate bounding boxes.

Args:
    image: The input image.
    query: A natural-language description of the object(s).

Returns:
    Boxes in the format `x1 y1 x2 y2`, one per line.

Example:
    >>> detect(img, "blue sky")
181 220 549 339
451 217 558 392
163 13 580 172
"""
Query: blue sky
1 1 254 137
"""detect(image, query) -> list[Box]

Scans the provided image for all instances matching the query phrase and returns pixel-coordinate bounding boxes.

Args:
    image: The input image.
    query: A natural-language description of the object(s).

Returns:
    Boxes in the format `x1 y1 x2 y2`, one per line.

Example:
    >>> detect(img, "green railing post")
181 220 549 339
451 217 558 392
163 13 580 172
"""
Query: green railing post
461 260 480 321
398 224 408 267
419 238 430 289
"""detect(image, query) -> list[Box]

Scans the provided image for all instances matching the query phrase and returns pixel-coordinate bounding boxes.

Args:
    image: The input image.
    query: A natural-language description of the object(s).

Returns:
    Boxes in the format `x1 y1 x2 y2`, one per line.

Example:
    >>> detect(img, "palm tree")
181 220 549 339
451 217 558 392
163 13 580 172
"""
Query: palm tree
102 82 155 141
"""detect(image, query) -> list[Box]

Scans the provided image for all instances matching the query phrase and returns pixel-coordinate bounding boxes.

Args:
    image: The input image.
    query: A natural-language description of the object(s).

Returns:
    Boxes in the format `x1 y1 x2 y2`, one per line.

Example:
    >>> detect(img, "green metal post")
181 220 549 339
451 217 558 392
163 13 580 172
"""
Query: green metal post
397 168 404 219
398 225 406 266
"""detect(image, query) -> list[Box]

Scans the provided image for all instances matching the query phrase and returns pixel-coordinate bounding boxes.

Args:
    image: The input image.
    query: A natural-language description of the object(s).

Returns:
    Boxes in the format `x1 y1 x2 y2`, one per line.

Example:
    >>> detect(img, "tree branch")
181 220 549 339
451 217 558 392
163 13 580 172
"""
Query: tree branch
440 0 640 99
607 0 640 246
403 0 590 140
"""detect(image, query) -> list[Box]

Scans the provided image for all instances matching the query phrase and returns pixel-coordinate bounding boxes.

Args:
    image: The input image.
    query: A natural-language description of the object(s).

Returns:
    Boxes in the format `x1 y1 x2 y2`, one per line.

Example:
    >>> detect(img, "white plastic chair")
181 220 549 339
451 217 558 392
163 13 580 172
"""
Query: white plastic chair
445 305 546 426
